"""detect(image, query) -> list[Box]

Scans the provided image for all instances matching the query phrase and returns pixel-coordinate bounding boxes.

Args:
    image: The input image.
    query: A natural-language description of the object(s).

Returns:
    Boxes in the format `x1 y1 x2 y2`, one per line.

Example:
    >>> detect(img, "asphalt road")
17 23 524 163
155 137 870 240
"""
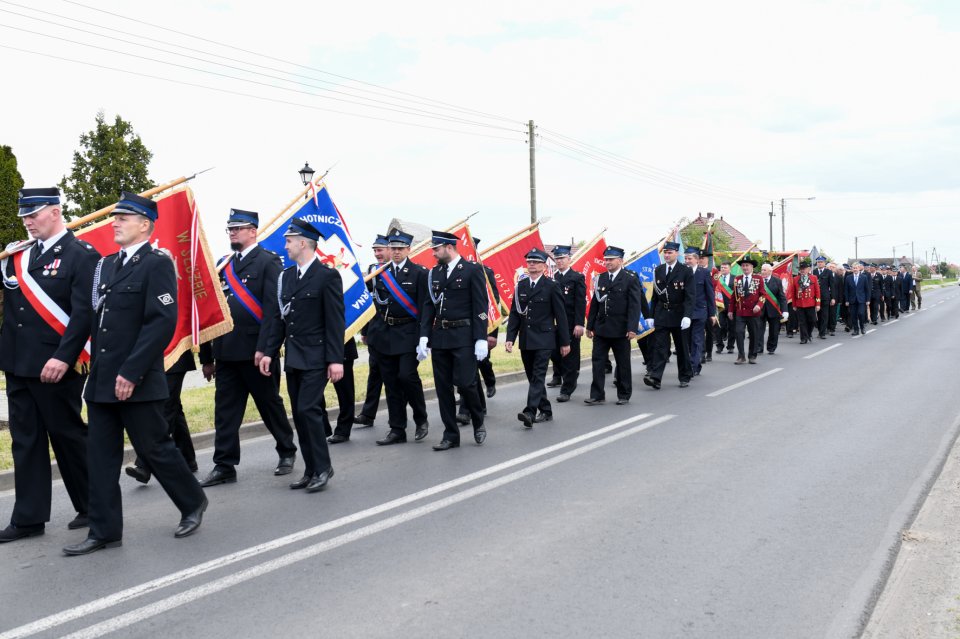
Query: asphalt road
2 286 959 639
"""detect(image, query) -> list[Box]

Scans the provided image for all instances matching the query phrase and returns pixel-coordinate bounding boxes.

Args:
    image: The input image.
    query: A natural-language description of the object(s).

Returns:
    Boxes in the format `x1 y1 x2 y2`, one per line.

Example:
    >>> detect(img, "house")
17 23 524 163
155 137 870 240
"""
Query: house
682 212 755 252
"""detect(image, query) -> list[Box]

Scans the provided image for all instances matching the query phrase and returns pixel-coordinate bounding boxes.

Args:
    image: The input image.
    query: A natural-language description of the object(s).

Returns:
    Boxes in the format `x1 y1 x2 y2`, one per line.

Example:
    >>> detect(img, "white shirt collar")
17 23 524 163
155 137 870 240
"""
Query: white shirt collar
298 255 318 277
608 268 622 281
392 258 407 271
446 255 461 273
238 244 257 259
557 268 569 276
122 240 150 262
37 228 69 253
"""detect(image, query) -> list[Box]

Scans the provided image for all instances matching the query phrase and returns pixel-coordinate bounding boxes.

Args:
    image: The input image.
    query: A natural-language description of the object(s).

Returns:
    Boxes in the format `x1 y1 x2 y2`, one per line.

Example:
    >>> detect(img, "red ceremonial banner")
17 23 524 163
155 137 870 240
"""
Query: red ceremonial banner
480 228 544 311
773 257 794 304
76 187 232 369
571 236 607 317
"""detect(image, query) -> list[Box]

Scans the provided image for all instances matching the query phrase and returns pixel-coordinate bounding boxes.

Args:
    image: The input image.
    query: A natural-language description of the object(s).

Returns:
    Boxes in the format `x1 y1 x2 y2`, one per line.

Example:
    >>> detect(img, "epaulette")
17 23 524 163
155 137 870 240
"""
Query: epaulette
265 249 278 256
153 248 174 260
80 241 96 251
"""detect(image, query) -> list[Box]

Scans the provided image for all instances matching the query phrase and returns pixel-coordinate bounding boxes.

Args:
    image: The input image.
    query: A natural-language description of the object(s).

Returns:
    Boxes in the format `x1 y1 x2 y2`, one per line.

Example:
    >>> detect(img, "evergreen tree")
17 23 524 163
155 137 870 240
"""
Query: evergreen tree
0 145 25 249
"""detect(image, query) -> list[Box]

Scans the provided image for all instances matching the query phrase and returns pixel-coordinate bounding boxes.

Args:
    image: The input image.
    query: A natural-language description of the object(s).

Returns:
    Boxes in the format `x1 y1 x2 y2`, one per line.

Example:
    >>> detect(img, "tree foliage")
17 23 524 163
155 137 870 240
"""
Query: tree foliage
0 145 25 249
680 224 733 254
58 111 154 219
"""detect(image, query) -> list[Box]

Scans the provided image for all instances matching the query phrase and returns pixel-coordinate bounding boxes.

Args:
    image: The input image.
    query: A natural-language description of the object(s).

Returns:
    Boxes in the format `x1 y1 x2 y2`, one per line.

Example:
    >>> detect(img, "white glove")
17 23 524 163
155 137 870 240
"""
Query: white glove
680 317 691 330
646 318 655 329
782 312 789 321
416 337 429 362
474 339 489 361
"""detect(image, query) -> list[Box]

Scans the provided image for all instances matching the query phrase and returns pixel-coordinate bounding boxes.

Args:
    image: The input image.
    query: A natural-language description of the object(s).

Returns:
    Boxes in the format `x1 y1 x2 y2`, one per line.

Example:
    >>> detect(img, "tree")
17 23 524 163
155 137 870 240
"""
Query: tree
919 264 930 279
0 145 25 249
939 262 951 278
59 111 154 219
680 224 733 254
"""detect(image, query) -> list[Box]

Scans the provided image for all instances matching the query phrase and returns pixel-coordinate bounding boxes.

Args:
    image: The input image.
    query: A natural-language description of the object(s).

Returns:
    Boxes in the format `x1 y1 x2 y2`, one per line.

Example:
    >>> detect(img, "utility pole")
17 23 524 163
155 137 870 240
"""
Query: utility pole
528 120 537 224
911 241 915 265
780 198 785 252
769 201 775 252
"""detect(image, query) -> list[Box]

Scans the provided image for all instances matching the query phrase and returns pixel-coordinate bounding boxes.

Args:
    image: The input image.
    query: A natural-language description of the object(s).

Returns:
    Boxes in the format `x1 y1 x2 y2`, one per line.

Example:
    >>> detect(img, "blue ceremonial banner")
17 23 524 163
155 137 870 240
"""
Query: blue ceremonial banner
259 185 375 342
625 245 661 338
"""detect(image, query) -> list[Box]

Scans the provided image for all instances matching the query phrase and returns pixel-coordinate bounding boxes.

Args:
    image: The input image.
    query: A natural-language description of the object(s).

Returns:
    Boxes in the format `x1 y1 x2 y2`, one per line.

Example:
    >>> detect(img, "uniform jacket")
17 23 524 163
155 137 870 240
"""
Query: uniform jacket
367 258 428 355
587 269 643 336
882 274 895 298
552 268 587 333
871 271 885 300
360 262 386 340
760 275 788 319
0 231 99 377
791 273 821 309
505 276 570 351
900 272 913 296
731 274 766 317
199 245 283 364
894 272 906 297
266 259 345 371
834 272 847 306
813 267 835 303
649 262 694 327
85 245 178 403
845 271 871 304
691 266 718 320
420 257 487 349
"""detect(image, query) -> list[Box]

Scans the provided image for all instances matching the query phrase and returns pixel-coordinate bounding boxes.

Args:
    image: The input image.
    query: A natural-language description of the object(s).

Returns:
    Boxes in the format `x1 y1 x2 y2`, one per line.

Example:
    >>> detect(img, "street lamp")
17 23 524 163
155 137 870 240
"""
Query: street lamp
780 196 816 250
892 242 910 266
854 233 876 261
298 161 314 199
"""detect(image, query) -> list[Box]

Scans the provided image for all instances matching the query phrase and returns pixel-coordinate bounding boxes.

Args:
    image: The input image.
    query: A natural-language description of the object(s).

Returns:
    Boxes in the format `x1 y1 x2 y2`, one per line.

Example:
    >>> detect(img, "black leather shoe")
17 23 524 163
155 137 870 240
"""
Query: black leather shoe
306 468 334 493
327 434 349 444
67 514 89 530
188 460 199 473
376 431 407 446
727 348 734 353
705 355 712 362
353 414 375 427
125 464 151 484
433 440 460 451
518 412 533 428
175 496 208 538
474 426 486 444
616 398 629 405
415 422 429 441
63 537 121 556
583 397 604 405
852 330 860 336
679 381 690 388
819 335 827 339
546 378 561 388
289 474 311 489
556 394 570 402
748 357 757 364
486 385 496 398
455 413 470 425
735 357 746 365
534 412 553 423
0 523 44 543
274 455 296 476
199 466 237 487
604 363 613 374
642 375 660 390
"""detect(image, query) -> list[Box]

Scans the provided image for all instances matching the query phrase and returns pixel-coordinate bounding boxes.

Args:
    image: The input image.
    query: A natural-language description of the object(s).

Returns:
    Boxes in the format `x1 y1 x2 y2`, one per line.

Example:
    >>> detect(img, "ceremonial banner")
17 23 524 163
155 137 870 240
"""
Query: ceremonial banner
571 234 607 317
773 254 796 310
76 187 232 369
625 245 661 339
480 226 544 311
258 184 374 343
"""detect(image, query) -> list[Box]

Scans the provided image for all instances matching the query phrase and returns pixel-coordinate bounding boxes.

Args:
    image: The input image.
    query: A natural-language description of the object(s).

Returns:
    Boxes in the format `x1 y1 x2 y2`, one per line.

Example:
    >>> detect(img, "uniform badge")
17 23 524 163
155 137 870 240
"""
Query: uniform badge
53 245 62 254
158 293 175 305
132 255 141 264
479 312 487 320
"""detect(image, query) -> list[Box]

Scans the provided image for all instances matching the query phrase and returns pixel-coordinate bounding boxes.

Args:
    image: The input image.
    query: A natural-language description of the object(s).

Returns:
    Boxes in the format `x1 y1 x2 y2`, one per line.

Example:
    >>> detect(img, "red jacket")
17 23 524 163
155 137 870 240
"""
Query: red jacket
791 273 821 308
731 274 765 317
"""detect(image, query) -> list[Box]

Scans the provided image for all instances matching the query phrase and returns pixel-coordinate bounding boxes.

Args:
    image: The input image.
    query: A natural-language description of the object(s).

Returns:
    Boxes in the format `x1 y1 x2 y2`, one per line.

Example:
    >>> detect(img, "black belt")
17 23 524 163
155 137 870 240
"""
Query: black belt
437 318 470 329
382 314 415 326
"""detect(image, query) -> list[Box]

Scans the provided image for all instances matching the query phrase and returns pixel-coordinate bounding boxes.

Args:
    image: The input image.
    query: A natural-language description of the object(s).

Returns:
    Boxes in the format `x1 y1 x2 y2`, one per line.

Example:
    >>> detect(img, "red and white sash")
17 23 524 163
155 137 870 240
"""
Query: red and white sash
12 246 91 364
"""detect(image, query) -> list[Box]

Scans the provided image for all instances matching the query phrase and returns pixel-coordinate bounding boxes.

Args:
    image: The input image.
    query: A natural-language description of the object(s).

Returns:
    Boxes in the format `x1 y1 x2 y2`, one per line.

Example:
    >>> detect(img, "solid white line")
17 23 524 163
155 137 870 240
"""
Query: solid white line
804 343 843 359
0 412 657 639
706 368 783 397
58 414 677 639
866 328 877 334
885 319 899 325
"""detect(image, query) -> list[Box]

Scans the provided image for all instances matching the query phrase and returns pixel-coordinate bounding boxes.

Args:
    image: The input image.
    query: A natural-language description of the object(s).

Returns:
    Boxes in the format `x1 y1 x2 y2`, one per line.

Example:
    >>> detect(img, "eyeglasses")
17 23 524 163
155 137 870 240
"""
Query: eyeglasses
225 226 255 234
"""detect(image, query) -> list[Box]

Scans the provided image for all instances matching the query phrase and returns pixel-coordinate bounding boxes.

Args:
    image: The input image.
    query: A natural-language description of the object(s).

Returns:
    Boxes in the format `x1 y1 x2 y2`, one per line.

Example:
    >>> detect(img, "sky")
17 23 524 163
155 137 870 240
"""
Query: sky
1 0 959 267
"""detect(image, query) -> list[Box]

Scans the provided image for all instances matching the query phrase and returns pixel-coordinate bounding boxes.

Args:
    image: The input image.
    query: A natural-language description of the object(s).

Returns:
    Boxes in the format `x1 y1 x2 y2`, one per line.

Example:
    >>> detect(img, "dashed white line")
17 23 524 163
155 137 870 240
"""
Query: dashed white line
804 343 843 359
706 368 784 397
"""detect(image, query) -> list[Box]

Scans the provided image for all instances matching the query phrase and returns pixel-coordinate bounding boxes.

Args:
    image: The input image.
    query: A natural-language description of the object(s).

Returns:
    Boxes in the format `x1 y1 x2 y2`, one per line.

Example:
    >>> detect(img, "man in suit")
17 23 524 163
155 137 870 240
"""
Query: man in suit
354 235 390 426
869 264 884 324
729 256 766 363
505 249 570 427
831 263 846 329
898 264 912 313
367 231 430 446
197 209 298 487
644 241 694 389
418 230 489 451
547 245 586 402
260 218 343 492
845 261 871 335
682 247 716 377
699 251 717 362
1 187 98 543
791 260 820 344
882 265 898 320
585 246 642 402
758 263 788 354
456 237 500 423
64 192 208 555
713 261 736 353
813 256 835 338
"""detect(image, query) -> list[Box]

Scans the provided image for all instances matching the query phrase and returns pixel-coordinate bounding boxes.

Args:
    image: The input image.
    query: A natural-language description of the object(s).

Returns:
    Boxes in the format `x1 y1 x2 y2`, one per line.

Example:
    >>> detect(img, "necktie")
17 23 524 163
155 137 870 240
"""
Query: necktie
32 242 44 264
855 274 859 285
666 265 672 277
235 251 242 263
115 252 125 274
530 278 537 289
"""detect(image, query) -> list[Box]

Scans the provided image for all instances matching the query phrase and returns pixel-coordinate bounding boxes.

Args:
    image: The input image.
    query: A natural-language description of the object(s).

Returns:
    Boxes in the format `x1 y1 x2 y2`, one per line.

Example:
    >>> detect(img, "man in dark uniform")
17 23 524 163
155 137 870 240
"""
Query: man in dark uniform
698 251 717 362
813 256 834 338
713 261 736 353
869 263 884 324
883 265 899 319
124 349 199 483
260 218 343 492
585 245 641 403
505 249 570 427
644 241 694 389
547 244 586 402
899 264 913 313
355 234 390 426
325 337 359 443
683 247 716 377
845 261 870 335
197 209 297 487
456 237 499 423
0 187 97 543
367 231 431 446
758 263 788 354
418 230 488 450
64 192 208 555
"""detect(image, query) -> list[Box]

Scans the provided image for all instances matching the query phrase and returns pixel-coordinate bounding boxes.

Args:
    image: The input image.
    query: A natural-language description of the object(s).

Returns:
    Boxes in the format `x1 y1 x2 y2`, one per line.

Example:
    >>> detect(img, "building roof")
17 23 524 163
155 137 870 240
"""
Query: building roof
683 213 755 251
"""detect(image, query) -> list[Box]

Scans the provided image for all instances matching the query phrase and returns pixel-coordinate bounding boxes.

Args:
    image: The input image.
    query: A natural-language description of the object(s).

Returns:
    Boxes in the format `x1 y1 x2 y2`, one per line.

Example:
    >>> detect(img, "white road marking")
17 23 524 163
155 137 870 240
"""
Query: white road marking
804 343 843 359
706 368 783 397
0 412 665 639
886 319 899 325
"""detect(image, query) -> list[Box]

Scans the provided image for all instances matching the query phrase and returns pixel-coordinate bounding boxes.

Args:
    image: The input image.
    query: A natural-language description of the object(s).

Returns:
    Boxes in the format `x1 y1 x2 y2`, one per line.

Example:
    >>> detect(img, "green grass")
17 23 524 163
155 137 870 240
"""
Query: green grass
921 278 957 287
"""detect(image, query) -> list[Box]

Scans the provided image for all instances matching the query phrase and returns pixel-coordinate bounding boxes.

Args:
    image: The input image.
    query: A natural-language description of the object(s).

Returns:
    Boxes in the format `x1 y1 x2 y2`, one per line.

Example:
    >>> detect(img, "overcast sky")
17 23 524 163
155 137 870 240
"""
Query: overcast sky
2 0 958 266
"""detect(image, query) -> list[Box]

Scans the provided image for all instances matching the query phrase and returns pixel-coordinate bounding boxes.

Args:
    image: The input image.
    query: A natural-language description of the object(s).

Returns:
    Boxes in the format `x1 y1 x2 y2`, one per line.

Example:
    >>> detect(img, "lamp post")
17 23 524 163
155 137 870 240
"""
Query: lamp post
892 242 910 266
298 161 315 200
780 196 816 250
769 201 775 252
854 233 876 261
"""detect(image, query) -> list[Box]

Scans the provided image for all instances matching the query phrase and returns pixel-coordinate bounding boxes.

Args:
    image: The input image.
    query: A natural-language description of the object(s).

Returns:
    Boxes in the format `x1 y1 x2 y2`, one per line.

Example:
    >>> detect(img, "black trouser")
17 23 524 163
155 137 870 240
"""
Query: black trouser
135 370 196 471
704 320 715 355
359 348 383 419
590 334 633 400
520 349 552 416
735 316 762 358
714 312 735 350
878 297 887 321
458 360 489 416
848 302 866 332
211 359 296 469
636 335 652 367
329 359 356 438
786 305 799 335
817 306 829 337
761 316 781 353
827 303 838 332
549 335 581 394
376 348 428 433
87 400 205 541
433 346 484 443
478 352 496 388
286 368 333 477
796 307 817 342
649 325 691 383
686 319 706 373
887 296 899 319
6 371 88 526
